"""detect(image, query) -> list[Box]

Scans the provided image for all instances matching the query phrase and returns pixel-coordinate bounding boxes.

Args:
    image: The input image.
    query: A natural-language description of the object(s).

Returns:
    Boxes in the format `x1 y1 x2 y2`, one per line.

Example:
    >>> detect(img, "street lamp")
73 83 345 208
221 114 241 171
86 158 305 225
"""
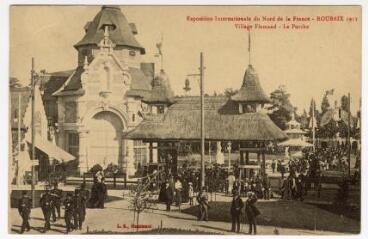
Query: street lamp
184 52 205 189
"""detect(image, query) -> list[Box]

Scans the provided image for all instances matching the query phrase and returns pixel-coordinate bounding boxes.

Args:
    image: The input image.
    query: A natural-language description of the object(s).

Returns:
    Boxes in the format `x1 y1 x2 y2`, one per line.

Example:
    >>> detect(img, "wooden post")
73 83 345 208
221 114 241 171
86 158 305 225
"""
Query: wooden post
200 52 205 189
149 142 153 163
262 151 266 177
240 151 244 165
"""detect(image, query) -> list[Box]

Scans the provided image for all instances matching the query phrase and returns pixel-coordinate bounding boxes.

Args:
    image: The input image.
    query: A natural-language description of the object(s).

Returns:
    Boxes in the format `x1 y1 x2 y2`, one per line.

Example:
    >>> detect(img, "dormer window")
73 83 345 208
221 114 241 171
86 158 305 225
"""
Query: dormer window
157 105 165 114
239 103 256 114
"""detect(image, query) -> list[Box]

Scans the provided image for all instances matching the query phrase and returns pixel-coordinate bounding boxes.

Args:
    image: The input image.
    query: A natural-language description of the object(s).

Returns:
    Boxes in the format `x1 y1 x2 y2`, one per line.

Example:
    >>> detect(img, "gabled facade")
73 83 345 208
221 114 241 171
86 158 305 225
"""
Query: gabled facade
46 6 161 176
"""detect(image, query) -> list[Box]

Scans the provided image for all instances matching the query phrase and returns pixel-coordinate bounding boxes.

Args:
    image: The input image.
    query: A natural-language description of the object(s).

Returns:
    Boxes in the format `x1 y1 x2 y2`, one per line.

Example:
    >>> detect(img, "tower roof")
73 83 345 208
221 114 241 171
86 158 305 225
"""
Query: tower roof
143 69 175 104
232 64 270 103
74 5 145 54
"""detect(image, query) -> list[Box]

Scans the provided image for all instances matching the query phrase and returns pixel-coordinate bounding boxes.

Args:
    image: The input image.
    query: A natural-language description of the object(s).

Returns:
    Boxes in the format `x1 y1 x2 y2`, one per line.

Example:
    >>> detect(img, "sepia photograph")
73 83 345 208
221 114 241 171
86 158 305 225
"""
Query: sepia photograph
7 4 362 235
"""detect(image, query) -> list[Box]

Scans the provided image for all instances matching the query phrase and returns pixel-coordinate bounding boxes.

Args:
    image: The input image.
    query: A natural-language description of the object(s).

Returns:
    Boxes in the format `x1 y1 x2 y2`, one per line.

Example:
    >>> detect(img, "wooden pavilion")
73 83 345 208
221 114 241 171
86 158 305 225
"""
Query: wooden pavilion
125 64 287 180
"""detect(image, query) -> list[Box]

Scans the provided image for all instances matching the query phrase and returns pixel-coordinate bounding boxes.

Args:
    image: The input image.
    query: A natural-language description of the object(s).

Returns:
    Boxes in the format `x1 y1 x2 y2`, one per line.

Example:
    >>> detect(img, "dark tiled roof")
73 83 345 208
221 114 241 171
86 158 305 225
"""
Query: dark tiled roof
129 67 152 91
74 6 145 54
126 96 287 141
41 70 72 100
232 64 271 103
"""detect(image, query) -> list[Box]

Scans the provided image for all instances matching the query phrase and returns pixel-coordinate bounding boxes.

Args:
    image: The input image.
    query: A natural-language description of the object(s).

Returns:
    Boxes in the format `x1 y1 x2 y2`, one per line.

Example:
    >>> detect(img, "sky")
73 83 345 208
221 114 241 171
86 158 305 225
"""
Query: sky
10 5 361 114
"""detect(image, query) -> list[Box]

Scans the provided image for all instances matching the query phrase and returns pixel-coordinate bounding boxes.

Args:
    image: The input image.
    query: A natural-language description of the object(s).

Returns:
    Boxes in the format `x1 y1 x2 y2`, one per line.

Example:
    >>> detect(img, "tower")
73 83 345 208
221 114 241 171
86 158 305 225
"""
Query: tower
231 64 270 113
143 69 175 114
74 5 145 68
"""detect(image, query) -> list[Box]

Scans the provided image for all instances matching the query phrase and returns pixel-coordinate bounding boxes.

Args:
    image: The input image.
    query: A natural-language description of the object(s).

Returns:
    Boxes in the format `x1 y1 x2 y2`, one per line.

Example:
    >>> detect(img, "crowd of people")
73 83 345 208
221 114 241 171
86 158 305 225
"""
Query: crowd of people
17 181 89 234
16 171 109 234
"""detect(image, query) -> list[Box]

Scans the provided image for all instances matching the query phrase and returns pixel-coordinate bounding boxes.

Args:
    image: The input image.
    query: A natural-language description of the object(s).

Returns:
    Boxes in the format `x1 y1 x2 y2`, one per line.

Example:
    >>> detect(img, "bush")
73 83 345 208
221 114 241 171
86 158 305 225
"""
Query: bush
103 163 122 177
89 164 103 175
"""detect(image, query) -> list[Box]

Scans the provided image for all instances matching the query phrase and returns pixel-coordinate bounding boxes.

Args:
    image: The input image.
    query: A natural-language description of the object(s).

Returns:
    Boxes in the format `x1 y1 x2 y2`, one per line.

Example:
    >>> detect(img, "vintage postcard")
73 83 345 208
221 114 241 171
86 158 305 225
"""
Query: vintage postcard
8 5 361 235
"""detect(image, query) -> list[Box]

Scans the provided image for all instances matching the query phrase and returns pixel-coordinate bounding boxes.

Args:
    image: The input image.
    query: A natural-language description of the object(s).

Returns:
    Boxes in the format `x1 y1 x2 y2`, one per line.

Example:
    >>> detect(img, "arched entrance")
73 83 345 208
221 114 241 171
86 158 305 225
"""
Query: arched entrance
87 111 124 169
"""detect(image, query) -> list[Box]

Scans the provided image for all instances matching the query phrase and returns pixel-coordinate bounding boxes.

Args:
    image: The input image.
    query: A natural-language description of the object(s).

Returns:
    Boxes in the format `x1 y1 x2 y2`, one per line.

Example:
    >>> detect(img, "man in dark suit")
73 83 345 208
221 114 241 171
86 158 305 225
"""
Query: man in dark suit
40 188 53 232
73 189 84 230
79 183 89 220
164 181 174 211
245 192 260 235
51 181 63 221
64 192 74 233
18 191 32 233
230 190 244 233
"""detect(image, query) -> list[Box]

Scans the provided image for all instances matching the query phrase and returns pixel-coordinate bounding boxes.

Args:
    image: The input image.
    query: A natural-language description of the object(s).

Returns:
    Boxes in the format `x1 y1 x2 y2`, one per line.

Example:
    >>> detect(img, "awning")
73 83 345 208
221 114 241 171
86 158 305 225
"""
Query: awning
278 138 313 148
26 134 75 162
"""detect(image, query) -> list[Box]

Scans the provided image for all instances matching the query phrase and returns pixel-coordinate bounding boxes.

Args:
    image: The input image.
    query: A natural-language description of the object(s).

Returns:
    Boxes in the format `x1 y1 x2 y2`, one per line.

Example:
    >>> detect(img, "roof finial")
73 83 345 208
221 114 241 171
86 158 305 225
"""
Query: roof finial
248 30 252 66
155 33 164 70
99 25 115 53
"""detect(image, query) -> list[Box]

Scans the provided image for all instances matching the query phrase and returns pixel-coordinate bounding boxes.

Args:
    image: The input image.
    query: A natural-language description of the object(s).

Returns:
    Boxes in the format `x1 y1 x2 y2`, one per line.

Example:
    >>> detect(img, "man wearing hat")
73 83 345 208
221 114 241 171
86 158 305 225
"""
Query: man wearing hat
164 181 174 211
51 181 63 221
73 189 84 230
64 192 74 233
39 187 53 232
79 183 89 219
197 187 210 221
230 190 244 233
245 192 260 235
17 191 32 233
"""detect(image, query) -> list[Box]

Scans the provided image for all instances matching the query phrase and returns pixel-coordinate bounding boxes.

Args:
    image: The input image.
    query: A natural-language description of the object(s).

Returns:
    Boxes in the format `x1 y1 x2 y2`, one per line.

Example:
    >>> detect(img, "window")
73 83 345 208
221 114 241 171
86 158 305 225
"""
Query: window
157 105 165 114
67 132 79 158
65 102 77 123
134 140 147 167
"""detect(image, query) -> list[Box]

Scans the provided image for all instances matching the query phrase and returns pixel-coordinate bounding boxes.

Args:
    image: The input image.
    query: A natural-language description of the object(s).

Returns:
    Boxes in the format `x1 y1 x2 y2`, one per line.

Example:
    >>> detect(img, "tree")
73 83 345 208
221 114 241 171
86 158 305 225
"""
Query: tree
267 85 295 130
9 77 21 88
321 90 333 114
298 109 309 129
224 88 238 98
340 95 349 112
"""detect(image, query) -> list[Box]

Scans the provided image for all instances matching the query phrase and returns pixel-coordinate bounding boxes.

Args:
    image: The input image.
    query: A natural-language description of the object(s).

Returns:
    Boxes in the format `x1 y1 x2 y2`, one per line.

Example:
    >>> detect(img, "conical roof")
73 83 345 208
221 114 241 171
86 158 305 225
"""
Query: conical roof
143 69 175 104
232 64 270 103
75 5 145 54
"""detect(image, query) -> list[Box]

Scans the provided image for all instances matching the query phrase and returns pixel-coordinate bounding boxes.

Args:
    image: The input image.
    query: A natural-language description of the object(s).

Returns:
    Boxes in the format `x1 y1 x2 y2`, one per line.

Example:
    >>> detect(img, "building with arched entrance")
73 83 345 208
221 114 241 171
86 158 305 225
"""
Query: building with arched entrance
41 6 174 177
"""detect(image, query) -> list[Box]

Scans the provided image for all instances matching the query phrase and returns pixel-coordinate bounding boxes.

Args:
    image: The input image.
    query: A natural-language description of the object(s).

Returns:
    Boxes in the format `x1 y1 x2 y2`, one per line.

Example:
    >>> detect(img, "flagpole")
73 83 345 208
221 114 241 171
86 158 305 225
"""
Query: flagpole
200 52 205 189
312 99 316 152
18 93 21 155
348 93 351 177
248 30 251 65
161 34 164 70
31 57 36 207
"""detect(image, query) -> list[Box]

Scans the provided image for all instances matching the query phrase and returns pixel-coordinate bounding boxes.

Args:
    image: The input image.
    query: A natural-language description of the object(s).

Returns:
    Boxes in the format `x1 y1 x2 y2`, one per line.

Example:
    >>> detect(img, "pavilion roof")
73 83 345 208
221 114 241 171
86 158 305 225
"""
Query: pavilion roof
125 96 287 141
232 64 270 103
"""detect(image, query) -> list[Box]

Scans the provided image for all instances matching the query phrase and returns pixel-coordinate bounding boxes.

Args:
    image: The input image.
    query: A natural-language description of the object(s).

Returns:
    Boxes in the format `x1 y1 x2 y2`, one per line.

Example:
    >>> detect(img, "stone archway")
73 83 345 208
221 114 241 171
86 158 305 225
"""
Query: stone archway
87 111 124 169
